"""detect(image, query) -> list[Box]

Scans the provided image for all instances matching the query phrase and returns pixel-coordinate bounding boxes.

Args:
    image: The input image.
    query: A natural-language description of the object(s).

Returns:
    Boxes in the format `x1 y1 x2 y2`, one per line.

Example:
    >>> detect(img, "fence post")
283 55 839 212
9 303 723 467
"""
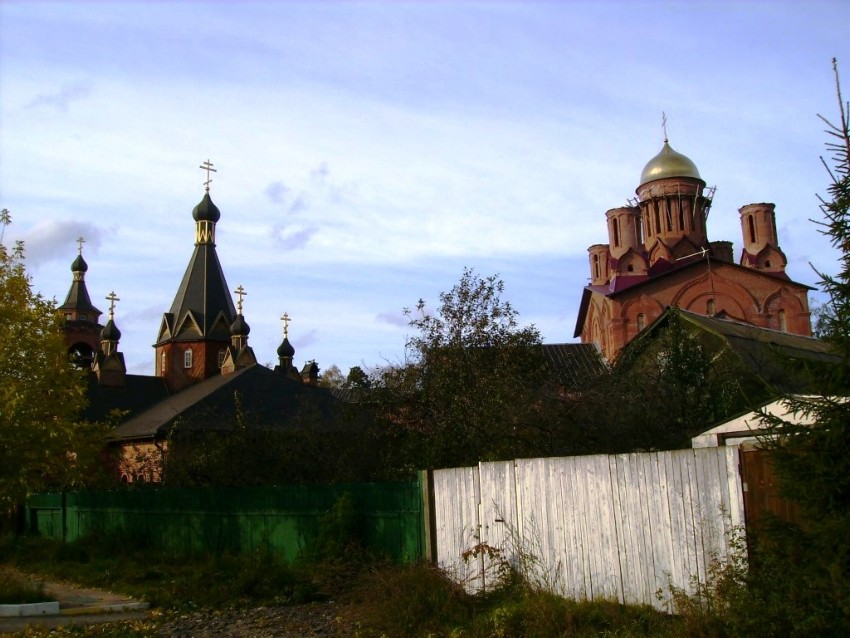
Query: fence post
419 469 438 563
60 492 68 543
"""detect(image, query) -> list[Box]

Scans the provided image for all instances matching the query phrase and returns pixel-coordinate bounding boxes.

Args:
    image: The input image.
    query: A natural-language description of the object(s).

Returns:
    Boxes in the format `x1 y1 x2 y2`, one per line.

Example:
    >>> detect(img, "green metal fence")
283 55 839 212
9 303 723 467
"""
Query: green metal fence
25 482 424 563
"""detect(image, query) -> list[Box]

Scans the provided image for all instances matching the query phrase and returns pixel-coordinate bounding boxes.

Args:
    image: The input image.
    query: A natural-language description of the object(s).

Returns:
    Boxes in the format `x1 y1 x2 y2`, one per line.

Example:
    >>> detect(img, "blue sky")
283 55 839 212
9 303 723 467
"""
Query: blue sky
1 1 847 376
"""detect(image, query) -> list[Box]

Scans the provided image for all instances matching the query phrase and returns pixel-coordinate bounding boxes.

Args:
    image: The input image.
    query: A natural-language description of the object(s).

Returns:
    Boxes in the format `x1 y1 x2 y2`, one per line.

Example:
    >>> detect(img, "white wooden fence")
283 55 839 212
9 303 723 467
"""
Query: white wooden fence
431 447 745 611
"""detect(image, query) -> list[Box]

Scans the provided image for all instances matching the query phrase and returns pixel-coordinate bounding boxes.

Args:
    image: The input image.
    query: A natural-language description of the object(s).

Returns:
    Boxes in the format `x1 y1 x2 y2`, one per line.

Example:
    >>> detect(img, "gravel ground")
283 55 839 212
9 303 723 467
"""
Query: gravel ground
154 601 360 637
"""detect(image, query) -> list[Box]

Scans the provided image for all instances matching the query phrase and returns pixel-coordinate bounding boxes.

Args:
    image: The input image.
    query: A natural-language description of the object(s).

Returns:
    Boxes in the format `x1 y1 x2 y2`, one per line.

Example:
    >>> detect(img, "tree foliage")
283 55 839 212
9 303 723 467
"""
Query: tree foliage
0 235 104 516
572 309 756 452
368 269 550 473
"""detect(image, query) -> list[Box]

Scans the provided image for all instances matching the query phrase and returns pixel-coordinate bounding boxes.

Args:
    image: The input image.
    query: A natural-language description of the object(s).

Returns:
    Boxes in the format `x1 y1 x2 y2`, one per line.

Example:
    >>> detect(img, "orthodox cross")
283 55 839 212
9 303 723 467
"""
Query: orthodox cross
281 312 291 338
661 111 668 143
77 236 86 255
199 159 217 192
234 285 247 314
105 291 120 320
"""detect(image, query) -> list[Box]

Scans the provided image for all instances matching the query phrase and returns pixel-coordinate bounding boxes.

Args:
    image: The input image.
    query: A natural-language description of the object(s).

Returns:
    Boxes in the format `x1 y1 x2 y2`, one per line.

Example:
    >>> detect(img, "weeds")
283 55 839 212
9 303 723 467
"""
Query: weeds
0 566 49 604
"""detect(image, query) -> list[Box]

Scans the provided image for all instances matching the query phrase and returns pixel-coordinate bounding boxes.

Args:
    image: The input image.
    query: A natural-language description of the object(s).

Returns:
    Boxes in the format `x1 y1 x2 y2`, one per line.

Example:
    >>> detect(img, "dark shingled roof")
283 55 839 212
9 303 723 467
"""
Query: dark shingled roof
158 243 236 342
541 343 607 390
637 308 840 394
82 373 170 423
112 365 340 442
677 309 838 363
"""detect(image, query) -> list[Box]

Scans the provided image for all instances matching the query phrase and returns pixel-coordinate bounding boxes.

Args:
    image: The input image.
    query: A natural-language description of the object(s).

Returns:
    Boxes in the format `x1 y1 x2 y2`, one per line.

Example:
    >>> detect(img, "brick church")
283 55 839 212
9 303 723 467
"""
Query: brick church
57 166 329 482
574 136 813 360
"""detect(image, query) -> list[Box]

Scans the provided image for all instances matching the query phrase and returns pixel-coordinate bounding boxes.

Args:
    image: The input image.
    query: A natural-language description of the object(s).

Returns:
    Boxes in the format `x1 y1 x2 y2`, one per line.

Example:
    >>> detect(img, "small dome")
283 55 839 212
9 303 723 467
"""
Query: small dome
71 254 88 273
102 319 121 342
639 141 702 186
192 192 221 223
277 337 295 358
230 314 250 336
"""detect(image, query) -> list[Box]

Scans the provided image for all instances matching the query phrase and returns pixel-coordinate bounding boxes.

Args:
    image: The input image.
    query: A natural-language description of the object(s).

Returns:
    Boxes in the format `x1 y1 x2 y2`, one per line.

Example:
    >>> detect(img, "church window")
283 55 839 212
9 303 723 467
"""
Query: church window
778 309 787 332
161 352 166 374
748 215 757 244
765 259 772 268
218 350 226 367
627 264 634 272
79 314 87 322
183 349 193 368
637 313 646 331
65 313 72 321
665 203 673 232
612 218 620 247
592 254 600 280
707 299 716 316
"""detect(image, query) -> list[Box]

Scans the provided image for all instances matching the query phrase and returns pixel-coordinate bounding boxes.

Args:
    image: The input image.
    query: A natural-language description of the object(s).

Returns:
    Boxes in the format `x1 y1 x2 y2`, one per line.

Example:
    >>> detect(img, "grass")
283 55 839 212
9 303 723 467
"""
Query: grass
0 534 315 611
0 534 734 637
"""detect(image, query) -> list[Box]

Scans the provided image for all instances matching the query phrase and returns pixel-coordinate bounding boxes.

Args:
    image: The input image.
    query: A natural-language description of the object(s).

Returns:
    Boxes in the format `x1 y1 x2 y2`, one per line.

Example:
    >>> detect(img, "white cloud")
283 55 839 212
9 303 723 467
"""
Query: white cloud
25 80 93 111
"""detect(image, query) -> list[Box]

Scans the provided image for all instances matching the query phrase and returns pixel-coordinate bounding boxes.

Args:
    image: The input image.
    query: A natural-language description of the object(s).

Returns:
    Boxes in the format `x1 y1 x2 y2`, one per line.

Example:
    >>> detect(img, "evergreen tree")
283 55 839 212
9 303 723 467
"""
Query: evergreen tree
749 59 850 636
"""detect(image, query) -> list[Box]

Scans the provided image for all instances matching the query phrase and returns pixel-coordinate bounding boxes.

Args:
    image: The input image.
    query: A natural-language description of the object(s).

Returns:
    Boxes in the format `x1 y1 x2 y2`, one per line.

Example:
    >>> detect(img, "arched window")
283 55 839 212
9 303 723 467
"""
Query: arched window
612 218 620 247
183 349 193 369
707 299 716 316
218 350 226 367
637 313 646 331
161 351 166 374
592 254 600 280
748 215 757 244
778 309 787 332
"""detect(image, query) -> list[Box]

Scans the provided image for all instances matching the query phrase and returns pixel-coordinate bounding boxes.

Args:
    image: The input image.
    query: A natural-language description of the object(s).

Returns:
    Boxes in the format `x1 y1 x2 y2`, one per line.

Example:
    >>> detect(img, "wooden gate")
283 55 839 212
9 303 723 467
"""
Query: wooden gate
738 447 801 530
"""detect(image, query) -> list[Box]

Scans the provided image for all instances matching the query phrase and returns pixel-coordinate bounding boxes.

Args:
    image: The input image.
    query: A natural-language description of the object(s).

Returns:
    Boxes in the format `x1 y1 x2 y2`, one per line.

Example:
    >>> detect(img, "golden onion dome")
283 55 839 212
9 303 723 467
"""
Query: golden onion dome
639 141 701 186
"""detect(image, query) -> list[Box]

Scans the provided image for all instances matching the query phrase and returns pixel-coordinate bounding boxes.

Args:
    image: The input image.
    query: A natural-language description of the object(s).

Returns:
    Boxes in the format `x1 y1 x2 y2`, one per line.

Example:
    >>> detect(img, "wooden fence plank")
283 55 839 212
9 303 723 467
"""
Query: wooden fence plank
431 447 746 610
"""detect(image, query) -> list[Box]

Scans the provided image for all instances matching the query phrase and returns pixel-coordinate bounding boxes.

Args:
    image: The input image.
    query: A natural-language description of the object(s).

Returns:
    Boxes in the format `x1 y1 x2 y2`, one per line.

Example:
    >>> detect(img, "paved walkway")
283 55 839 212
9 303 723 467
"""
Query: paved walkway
0 573 149 635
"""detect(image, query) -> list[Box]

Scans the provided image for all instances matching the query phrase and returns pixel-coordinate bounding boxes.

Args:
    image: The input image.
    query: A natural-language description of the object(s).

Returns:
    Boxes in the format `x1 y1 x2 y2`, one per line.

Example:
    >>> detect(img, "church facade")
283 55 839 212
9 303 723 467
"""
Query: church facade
574 138 813 360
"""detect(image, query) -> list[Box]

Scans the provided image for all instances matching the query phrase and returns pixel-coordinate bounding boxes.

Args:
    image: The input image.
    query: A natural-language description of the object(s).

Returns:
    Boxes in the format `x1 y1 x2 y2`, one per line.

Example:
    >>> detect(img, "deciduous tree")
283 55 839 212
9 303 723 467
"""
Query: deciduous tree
0 231 103 518
369 268 550 472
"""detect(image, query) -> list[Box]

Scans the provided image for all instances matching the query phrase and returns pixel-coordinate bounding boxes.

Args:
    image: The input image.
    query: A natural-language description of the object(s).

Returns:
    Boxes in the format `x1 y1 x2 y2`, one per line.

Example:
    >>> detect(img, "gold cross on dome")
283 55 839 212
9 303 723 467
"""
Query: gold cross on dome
105 291 120 319
661 111 668 143
281 312 291 338
234 285 247 314
199 159 217 192
76 236 85 255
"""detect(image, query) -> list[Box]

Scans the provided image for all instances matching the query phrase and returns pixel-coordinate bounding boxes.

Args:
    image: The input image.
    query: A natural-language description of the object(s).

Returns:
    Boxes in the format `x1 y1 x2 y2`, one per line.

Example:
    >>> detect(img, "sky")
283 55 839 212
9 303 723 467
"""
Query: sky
1 1 848 377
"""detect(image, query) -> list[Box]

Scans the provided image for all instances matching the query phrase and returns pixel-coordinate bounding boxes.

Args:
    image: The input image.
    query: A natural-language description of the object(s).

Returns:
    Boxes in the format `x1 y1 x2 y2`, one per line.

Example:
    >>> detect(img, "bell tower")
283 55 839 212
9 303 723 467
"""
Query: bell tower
154 161 237 392
738 203 787 274
59 237 102 368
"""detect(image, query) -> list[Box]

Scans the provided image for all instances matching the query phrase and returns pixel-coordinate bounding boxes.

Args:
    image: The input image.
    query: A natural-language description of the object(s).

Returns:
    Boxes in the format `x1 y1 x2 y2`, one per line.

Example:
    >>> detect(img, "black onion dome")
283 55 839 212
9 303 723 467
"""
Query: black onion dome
71 254 88 273
277 337 295 358
102 319 121 341
192 192 221 223
230 314 250 336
